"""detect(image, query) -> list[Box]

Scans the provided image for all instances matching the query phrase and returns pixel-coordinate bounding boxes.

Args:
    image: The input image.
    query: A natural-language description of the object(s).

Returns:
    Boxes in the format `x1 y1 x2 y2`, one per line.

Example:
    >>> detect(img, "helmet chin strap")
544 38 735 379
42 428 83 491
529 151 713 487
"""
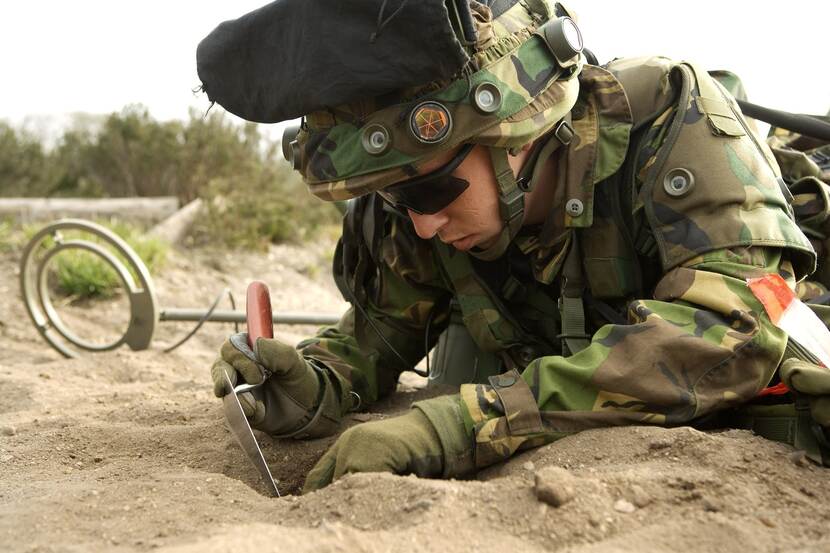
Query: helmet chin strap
468 146 526 261
469 117 573 261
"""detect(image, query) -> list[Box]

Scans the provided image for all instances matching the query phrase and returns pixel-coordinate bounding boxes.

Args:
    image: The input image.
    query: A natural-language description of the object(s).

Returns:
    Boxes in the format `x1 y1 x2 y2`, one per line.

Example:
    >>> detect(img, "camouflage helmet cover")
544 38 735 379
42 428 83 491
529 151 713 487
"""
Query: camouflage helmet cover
295 0 584 201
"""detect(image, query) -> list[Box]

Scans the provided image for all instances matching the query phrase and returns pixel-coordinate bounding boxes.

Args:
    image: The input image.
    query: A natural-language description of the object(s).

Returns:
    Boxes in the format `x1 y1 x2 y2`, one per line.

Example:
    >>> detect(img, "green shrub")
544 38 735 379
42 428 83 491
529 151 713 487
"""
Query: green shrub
0 217 41 253
53 250 122 298
44 220 168 300
189 155 342 249
0 123 49 196
0 106 343 249
0 220 12 252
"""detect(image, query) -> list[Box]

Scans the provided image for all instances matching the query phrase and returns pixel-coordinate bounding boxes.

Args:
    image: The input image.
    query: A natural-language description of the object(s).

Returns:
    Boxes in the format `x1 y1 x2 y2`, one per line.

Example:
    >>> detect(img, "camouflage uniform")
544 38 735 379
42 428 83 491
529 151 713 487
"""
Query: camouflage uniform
196 0 830 482
292 40 825 474
767 121 830 302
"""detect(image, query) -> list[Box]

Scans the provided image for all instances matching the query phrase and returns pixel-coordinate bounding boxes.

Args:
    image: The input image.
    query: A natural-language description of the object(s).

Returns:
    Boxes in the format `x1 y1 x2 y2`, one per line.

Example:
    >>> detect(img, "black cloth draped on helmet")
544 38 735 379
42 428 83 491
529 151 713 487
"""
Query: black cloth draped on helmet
196 0 474 123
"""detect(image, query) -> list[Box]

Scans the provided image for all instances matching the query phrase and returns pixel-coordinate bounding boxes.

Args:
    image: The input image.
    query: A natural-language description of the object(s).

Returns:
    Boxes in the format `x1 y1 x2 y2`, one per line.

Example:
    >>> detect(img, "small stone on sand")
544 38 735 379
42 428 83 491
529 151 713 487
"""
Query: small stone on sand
614 499 636 514
534 466 576 508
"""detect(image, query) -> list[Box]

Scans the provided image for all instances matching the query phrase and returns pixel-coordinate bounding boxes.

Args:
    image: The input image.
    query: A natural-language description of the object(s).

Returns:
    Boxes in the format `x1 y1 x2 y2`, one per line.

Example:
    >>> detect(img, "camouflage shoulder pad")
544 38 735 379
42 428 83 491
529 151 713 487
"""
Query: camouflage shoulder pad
636 61 816 279
606 56 676 126
708 69 748 102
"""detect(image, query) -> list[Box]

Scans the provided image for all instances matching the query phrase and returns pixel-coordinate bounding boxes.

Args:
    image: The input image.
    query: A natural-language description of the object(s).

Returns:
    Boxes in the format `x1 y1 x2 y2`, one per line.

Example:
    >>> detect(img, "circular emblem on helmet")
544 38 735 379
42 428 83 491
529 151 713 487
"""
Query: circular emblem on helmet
410 101 452 144
471 82 502 114
361 124 391 155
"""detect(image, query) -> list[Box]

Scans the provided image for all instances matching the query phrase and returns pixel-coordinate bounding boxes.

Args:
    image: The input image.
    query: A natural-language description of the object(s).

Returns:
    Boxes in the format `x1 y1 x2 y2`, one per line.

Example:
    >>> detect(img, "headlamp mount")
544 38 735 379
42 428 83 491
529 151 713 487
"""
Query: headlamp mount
282 124 302 169
537 16 583 68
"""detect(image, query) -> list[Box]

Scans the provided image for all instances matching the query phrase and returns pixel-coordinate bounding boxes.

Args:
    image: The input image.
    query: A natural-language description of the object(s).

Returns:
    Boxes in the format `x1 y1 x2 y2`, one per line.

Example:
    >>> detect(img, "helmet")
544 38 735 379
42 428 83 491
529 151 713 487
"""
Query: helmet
286 0 585 257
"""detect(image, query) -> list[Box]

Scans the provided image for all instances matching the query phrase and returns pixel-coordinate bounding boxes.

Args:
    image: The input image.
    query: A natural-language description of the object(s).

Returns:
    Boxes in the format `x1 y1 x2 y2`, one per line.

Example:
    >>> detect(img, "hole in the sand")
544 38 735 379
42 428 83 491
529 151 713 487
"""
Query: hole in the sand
218 432 334 497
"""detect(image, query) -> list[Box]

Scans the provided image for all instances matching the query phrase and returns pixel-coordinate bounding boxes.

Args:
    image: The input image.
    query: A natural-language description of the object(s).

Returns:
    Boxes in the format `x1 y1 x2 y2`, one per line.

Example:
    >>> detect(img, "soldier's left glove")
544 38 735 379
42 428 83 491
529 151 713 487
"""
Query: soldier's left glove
303 396 476 493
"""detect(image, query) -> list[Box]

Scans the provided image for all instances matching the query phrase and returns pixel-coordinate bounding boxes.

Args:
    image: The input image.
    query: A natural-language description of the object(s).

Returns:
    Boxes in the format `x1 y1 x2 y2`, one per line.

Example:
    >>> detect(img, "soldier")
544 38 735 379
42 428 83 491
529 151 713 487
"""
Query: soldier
204 0 830 493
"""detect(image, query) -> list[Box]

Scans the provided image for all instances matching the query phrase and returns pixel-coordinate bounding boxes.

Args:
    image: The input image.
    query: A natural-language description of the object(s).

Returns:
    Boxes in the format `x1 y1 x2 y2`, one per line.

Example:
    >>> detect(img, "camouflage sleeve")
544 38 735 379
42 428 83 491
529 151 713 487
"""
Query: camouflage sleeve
769 133 830 300
416 246 794 477
299 211 452 406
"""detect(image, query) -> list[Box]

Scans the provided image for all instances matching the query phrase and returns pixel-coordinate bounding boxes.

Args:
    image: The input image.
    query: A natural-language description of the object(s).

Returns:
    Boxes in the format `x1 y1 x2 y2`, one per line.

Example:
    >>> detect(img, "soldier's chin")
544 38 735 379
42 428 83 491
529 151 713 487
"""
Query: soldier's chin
451 235 477 251
462 233 499 252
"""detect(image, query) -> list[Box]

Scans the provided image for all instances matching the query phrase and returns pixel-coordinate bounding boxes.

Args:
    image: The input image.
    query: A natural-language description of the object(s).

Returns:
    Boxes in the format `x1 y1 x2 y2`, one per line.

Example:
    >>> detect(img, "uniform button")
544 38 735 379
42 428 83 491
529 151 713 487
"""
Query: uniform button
496 374 517 387
663 168 695 197
566 199 584 217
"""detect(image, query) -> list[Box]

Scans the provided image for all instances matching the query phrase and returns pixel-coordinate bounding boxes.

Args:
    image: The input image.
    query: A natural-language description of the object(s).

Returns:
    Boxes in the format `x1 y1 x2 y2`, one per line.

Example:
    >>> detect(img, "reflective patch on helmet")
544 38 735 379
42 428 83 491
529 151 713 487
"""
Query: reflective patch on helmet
410 101 452 144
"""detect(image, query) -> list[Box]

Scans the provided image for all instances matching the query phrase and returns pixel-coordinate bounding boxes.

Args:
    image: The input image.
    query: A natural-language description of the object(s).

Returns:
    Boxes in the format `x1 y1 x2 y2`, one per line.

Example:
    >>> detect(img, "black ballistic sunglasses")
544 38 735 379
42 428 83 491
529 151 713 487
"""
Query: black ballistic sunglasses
377 144 475 215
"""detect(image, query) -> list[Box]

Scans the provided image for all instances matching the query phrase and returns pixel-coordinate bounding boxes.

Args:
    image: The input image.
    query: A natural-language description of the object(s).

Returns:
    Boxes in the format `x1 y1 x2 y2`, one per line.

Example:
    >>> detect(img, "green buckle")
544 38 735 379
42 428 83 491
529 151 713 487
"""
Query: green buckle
501 186 525 222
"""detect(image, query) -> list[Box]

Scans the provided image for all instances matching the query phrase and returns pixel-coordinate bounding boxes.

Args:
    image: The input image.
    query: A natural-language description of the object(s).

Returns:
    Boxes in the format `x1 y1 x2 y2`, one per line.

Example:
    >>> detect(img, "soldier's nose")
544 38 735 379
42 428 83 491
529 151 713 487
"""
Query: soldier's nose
408 209 449 240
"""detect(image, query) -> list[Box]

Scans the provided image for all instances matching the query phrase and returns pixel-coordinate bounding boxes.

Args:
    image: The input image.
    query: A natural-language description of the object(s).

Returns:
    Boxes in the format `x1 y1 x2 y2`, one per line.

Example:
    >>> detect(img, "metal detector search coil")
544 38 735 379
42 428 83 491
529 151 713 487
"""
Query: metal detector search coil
20 219 341 358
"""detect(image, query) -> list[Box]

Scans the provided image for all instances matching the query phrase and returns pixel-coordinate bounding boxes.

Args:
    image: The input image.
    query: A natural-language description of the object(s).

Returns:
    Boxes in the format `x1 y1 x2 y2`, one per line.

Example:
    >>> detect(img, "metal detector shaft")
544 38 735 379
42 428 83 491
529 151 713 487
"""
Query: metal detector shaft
159 309 340 326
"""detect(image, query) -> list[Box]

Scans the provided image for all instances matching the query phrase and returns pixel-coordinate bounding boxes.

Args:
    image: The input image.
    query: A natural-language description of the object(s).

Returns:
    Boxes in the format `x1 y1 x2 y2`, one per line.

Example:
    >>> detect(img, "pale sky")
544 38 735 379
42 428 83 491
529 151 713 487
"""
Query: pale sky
1 1 827 137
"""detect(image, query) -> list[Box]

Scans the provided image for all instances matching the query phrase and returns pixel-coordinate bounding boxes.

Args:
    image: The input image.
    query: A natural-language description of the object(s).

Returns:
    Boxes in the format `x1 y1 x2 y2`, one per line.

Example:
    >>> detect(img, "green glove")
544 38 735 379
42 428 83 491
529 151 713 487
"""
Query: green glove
781 357 830 428
302 408 444 493
210 333 347 438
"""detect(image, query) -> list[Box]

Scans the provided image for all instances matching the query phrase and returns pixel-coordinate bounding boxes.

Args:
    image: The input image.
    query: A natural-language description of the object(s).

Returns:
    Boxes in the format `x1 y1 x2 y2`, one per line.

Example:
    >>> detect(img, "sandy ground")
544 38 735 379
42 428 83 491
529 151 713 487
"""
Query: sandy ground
2 235 830 552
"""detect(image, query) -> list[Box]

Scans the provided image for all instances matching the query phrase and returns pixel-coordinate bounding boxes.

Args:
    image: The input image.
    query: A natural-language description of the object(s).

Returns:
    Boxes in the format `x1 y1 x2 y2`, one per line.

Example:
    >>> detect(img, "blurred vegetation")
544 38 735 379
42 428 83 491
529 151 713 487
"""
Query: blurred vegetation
50 220 169 300
7 218 169 300
0 105 341 247
0 219 14 253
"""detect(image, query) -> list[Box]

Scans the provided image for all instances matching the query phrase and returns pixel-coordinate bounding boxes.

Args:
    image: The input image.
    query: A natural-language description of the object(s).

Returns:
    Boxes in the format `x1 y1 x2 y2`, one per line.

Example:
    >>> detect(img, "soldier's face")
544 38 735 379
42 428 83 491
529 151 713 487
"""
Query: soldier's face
406 144 526 252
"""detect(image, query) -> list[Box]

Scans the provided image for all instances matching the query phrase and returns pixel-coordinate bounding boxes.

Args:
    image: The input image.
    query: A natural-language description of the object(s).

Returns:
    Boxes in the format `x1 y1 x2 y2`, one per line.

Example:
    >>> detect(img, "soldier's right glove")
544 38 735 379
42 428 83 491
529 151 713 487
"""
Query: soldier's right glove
302 408 444 493
303 395 476 493
781 358 830 430
210 333 347 439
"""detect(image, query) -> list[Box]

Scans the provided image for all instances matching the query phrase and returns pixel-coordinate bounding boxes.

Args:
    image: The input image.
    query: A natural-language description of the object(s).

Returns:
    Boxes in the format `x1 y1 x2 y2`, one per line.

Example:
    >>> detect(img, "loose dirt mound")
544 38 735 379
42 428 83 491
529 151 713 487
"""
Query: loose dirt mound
1 244 829 552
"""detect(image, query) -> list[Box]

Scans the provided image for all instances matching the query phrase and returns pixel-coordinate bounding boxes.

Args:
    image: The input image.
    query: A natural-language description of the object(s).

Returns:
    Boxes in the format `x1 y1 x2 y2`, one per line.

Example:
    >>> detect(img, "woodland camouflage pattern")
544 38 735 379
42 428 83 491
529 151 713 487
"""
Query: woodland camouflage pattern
297 1 580 201
296 47 826 475
767 122 830 299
